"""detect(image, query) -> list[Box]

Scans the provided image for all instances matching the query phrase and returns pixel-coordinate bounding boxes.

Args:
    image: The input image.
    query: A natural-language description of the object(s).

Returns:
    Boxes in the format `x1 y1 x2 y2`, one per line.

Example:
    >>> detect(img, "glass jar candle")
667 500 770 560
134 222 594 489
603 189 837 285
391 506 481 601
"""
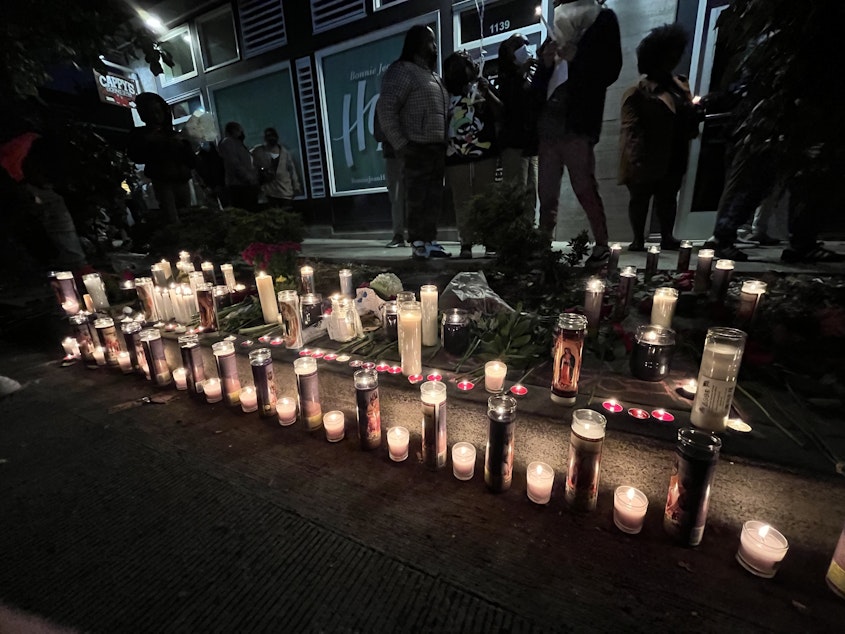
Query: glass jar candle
711 259 735 304
583 278 605 337
630 325 676 382
354 369 381 450
677 240 693 272
615 267 637 319
420 380 447 469
300 265 315 295
736 280 767 329
249 348 277 418
399 300 422 376
645 245 661 278
277 290 303 349
69 313 96 362
179 333 206 395
382 300 399 342
650 287 678 329
551 313 588 404
294 356 322 431
139 328 172 387
82 272 109 310
94 317 120 366
300 293 323 328
484 394 518 493
420 284 439 347
565 409 607 512
54 271 81 315
195 283 216 332
693 249 714 294
212 340 241 406
441 308 469 355
691 327 747 431
134 277 158 322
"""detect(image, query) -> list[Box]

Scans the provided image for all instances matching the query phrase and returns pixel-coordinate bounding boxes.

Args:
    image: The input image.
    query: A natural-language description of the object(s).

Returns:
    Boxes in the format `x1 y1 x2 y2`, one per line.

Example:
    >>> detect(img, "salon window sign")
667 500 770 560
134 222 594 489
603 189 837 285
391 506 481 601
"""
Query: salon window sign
459 0 539 44
93 69 138 108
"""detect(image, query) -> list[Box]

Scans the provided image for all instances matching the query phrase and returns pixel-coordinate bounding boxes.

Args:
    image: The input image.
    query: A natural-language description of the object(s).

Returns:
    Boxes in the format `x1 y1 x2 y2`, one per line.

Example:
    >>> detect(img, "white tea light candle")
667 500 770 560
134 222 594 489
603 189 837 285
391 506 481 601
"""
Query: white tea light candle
276 397 297 426
613 487 649 534
387 426 409 461
736 521 789 578
172 367 188 390
62 337 80 359
203 378 222 403
240 386 258 413
651 287 678 328
485 360 507 393
526 461 554 504
451 442 476 480
323 410 345 442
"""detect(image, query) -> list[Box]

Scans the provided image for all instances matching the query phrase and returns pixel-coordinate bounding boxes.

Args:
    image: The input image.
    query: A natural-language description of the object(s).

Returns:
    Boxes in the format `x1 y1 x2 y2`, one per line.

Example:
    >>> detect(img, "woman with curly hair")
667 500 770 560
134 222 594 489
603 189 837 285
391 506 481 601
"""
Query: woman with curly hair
618 24 701 251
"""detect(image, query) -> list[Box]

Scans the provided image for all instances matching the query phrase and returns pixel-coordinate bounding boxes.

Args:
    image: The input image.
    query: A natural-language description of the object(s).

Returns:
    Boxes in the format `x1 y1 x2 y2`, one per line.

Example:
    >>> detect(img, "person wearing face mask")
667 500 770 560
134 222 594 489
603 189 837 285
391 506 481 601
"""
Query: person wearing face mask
251 127 302 211
376 25 451 260
497 34 542 223
218 121 259 211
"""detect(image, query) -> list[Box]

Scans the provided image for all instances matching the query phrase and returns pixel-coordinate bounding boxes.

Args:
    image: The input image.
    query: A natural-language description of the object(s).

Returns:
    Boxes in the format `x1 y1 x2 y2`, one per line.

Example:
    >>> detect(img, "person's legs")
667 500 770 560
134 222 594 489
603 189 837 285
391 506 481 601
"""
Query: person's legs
385 156 405 244
653 175 682 247
445 163 474 246
626 182 653 249
152 180 180 224
404 143 447 256
537 139 566 236
712 146 775 246
525 155 538 225
560 134 608 247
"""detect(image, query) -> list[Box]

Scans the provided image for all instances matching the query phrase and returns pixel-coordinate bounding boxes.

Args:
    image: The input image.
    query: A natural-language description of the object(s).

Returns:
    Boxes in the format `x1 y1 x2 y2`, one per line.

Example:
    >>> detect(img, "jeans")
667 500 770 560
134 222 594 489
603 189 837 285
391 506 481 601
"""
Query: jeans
626 176 682 244
713 146 775 245
500 148 538 225
445 158 497 245
385 156 405 237
538 134 608 245
403 143 446 244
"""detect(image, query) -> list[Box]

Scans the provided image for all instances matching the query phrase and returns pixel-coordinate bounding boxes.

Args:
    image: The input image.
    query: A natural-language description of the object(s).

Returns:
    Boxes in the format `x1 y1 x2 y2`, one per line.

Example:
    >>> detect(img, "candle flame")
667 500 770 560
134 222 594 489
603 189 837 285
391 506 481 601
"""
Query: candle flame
626 487 635 501
758 524 770 539
535 5 542 16
536 464 543 475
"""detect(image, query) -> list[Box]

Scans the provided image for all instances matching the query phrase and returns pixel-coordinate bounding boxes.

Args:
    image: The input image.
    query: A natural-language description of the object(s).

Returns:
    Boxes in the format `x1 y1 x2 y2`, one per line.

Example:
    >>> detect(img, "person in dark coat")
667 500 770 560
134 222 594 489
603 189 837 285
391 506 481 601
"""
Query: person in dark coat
618 24 701 251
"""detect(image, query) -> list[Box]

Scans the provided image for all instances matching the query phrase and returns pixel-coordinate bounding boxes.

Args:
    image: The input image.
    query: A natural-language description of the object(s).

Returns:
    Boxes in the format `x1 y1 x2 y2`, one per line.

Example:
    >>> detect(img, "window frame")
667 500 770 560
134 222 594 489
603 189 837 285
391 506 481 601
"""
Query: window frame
168 90 206 127
157 24 199 87
196 5 241 73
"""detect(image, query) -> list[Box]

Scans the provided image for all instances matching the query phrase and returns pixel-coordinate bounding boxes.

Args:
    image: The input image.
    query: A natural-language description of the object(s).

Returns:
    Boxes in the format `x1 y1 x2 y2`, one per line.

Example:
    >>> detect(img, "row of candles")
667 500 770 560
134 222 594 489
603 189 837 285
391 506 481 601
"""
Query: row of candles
57 321 795 580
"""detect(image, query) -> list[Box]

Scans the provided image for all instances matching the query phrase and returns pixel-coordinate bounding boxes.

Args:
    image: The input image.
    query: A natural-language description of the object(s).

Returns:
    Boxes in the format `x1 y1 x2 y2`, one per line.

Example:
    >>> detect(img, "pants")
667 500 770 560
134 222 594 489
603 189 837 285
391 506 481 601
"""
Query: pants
538 134 608 245
403 143 446 244
500 148 538 225
713 146 775 245
385 156 405 237
152 180 191 224
626 177 682 244
445 158 497 245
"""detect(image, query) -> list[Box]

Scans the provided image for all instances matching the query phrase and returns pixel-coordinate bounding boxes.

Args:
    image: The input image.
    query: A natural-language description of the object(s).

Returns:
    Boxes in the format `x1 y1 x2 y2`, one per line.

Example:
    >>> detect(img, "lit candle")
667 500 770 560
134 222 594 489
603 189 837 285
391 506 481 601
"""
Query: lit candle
92 346 106 366
630 325 675 382
420 284 439 347
118 351 133 374
276 397 297 426
62 337 80 359
212 340 241 406
83 294 96 313
158 259 173 284
485 360 507 393
323 411 346 442
613 486 649 534
583 277 605 336
150 263 168 287
254 271 279 325
727 418 752 433
607 243 622 272
650 287 678 329
680 379 698 398
420 380 447 469
451 442 476 480
399 301 422 376
677 240 693 272
203 378 222 403
565 409 607 511
277 290 303 349
220 263 236 290
615 266 637 319
711 259 735 304
201 261 216 284
339 268 353 298
387 426 409 461
602 399 623 413
736 280 767 329
56 271 81 315
693 249 714 293
355 369 381 450
300 265 315 295
736 521 789 578
82 273 109 310
294 356 322 431
645 245 661 278
651 409 675 422
509 384 528 397
457 379 475 391
441 308 469 355
171 367 188 390
691 327 747 431
526 461 554 505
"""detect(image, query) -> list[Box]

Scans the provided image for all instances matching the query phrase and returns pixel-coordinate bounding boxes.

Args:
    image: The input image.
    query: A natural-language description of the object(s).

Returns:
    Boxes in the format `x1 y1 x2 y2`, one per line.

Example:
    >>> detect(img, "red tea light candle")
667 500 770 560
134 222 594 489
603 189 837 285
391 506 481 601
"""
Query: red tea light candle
408 374 424 384
628 408 650 420
240 340 254 347
299 348 313 357
456 379 475 391
426 371 443 382
509 384 528 397
349 359 363 368
388 365 402 374
258 335 271 343
270 337 284 346
362 361 376 371
375 361 390 372
310 349 325 359
323 353 338 362
652 409 675 422
602 399 623 414
276 397 297 426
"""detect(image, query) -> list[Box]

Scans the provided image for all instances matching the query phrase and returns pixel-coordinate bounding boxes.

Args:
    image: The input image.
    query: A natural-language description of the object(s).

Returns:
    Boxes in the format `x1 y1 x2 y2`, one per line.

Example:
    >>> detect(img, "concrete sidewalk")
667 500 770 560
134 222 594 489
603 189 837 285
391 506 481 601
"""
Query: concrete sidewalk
1 342 844 632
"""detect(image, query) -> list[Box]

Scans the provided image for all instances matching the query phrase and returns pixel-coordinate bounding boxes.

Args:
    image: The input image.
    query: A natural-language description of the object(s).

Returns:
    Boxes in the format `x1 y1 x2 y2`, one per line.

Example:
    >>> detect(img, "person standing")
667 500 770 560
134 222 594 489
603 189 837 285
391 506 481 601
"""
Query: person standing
376 25 451 260
443 51 501 259
127 92 195 225
497 34 541 222
534 0 622 263
374 106 406 248
218 121 259 211
618 24 700 251
251 127 301 210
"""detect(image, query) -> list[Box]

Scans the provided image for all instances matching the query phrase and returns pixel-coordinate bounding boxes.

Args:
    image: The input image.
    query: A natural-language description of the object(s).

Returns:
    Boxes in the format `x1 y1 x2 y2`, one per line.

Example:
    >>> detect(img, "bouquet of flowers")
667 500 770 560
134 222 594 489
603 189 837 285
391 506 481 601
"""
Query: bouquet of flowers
241 241 301 287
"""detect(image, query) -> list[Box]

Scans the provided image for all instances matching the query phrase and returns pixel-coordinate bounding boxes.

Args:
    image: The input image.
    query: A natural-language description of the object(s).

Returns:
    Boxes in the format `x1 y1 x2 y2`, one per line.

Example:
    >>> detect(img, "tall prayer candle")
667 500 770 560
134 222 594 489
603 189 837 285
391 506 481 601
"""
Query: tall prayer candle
212 340 241 406
220 263 236 290
420 380 447 469
565 409 606 512
300 265 315 295
630 325 675 382
134 277 158 321
94 317 120 366
294 356 322 431
69 314 96 362
677 240 693 272
249 348 277 418
691 327 746 431
551 313 587 404
645 245 661 278
139 328 172 387
615 267 637 319
650 287 678 328
693 249 714 293
277 290 303 349
82 273 109 310
179 333 206 395
355 369 381 450
583 277 605 336
485 395 518 493
339 268 353 298
255 271 279 325
399 300 422 376
420 284 439 346
736 280 766 329
201 261 216 284
711 259 735 304
56 271 81 315
607 243 622 272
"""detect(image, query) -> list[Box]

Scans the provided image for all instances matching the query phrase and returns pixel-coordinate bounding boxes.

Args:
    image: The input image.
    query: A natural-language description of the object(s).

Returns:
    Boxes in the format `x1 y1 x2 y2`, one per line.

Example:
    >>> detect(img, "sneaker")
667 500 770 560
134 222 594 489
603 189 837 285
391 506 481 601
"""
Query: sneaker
411 241 428 260
386 234 407 248
459 245 473 259
746 233 780 246
426 241 451 258
781 243 845 263
585 244 610 265
714 244 749 262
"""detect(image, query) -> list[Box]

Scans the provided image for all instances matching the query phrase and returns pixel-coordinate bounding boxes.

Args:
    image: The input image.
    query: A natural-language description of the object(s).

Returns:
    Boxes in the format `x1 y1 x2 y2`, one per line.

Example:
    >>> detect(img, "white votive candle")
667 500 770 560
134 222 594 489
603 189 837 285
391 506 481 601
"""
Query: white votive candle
93 346 106 366
651 287 678 328
276 396 297 426
736 521 789 578
323 410 345 442
62 337 80 359
485 360 507 393
171 367 188 390
118 351 133 374
203 378 222 403
451 442 476 480
387 426 409 461
526 461 554 504
240 386 258 412
613 486 649 534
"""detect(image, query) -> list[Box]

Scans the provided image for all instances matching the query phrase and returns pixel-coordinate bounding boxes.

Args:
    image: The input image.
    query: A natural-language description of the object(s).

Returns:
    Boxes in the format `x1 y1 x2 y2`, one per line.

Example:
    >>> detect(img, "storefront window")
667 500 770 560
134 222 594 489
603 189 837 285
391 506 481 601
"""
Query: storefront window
197 6 240 71
159 25 198 86
169 92 204 125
